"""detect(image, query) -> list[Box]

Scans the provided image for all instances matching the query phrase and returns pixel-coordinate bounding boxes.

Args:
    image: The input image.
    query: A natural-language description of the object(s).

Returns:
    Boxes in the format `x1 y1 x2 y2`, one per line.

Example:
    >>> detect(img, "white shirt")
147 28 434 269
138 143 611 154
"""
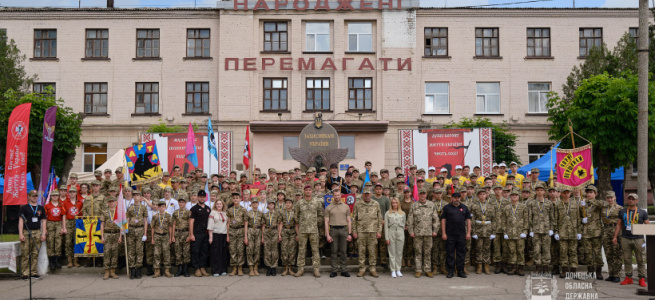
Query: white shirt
239 200 253 212
257 203 268 213
159 198 179 215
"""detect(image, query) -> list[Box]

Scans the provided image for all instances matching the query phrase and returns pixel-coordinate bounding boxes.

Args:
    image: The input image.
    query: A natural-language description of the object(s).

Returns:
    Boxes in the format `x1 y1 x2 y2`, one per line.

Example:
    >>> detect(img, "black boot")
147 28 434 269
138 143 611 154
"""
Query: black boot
183 263 190 277
174 264 183 277
266 267 271 276
48 257 56 271
146 264 154 276
136 267 142 278
272 267 276 276
130 267 136 279
54 256 62 268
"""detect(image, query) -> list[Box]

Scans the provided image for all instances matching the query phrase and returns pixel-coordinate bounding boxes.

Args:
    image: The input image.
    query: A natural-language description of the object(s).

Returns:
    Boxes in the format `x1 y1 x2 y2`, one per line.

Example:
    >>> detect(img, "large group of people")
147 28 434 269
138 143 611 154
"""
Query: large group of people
17 161 649 287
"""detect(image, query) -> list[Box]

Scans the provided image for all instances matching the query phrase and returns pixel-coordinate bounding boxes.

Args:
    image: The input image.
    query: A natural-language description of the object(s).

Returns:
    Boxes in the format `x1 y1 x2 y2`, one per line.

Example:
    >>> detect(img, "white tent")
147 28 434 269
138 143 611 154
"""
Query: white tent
77 149 126 182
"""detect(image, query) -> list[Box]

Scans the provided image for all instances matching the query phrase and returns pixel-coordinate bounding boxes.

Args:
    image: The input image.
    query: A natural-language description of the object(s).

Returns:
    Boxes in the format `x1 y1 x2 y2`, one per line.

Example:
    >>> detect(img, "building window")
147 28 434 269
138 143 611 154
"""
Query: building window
83 143 107 172
263 78 288 111
339 135 355 159
135 83 159 114
264 22 288 52
527 28 550 57
425 82 449 114
424 27 448 57
136 29 160 58
528 144 551 163
85 29 108 58
528 82 550 113
579 28 602 57
306 22 330 52
475 28 499 57
84 83 108 114
306 78 330 111
186 29 210 58
185 82 209 114
34 29 57 58
33 83 56 97
348 78 372 110
476 82 500 114
283 136 298 160
348 22 372 52
629 27 639 47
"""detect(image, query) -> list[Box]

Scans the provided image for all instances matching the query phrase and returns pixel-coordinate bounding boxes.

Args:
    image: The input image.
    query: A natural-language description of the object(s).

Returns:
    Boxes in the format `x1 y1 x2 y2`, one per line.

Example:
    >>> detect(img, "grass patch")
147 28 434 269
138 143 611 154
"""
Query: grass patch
0 235 19 242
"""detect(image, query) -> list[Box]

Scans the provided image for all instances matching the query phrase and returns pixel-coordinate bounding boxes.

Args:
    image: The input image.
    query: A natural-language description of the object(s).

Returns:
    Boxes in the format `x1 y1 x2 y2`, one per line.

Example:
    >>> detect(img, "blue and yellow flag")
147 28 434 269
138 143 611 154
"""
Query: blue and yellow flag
125 140 163 184
75 217 103 255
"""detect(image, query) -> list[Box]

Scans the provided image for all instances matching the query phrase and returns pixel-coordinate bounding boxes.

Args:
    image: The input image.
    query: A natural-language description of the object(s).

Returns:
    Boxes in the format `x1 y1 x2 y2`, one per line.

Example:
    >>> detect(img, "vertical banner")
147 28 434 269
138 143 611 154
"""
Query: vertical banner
124 140 162 184
555 144 593 189
243 125 251 170
166 133 204 174
4 103 32 206
38 106 57 205
75 217 104 256
186 123 199 168
425 129 469 178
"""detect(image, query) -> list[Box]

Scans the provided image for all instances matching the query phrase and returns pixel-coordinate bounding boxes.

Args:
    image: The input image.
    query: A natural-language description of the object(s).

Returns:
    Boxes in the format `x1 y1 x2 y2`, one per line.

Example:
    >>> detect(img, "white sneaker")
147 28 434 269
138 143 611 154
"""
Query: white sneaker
397 271 403 277
391 271 397 278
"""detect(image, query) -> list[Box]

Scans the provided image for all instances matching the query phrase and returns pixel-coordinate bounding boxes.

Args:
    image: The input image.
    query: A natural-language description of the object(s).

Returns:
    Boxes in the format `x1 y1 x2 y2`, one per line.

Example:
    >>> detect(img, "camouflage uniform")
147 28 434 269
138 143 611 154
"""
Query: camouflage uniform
247 210 264 266
550 198 561 273
82 194 106 217
463 196 477 265
407 200 439 273
554 200 581 268
126 202 148 268
470 200 497 266
352 198 382 273
432 199 449 270
490 197 510 265
502 202 529 266
294 198 324 270
263 209 279 268
172 208 191 265
601 202 623 278
227 205 247 267
45 202 65 257
580 198 604 269
174 189 189 203
528 198 554 268
102 209 121 270
279 208 297 267
152 211 172 269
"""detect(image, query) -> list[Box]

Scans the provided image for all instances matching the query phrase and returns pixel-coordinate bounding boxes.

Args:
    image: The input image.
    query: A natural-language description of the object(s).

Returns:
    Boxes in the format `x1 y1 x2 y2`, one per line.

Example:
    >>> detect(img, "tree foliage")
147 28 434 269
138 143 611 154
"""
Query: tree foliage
146 119 199 133
444 117 521 165
0 30 35 99
0 88 84 185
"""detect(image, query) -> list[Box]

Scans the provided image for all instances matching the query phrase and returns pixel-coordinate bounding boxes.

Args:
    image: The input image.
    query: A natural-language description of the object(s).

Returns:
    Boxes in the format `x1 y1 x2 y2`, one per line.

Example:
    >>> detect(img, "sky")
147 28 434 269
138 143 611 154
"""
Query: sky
0 0 646 8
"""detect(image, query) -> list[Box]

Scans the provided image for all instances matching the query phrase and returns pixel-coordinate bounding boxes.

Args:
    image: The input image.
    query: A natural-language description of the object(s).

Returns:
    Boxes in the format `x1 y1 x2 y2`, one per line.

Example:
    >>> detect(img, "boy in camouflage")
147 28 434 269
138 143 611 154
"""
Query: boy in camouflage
502 190 529 276
601 191 622 282
553 186 581 278
352 188 382 278
263 199 279 276
527 184 554 274
101 197 120 280
470 188 497 275
126 190 148 279
227 193 247 276
278 198 297 276
490 187 510 274
151 201 173 278
431 188 449 275
172 198 191 277
246 200 265 276
580 185 604 279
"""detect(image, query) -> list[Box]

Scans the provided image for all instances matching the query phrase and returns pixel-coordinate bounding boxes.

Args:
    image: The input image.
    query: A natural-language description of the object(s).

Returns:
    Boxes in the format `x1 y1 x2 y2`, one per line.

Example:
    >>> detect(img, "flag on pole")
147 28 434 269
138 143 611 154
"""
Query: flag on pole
207 118 218 160
114 187 128 234
243 125 251 170
43 167 57 205
38 106 57 205
3 103 32 205
412 175 418 201
555 144 593 189
185 123 198 168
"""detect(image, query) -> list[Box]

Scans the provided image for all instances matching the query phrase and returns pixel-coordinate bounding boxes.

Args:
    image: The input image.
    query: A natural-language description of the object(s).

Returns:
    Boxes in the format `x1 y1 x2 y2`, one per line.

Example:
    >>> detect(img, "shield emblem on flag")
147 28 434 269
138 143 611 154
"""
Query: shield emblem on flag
75 217 104 256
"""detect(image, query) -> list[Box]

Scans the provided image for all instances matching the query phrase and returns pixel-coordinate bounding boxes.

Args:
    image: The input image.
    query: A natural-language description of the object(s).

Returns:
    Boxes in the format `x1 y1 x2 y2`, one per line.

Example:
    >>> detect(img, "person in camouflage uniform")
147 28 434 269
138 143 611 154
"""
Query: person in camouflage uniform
352 188 382 277
490 186 510 274
407 188 439 278
548 186 561 275
172 198 191 277
580 185 605 279
527 183 554 274
151 201 173 278
142 187 157 275
431 188 449 275
44 190 66 271
126 190 148 279
101 197 121 280
294 185 324 278
246 200 265 276
371 183 390 269
100 168 112 195
470 189 497 275
227 193 247 276
601 191 622 282
502 190 529 276
83 180 105 217
553 186 581 278
110 167 124 194
462 187 477 274
278 198 297 276
263 199 279 276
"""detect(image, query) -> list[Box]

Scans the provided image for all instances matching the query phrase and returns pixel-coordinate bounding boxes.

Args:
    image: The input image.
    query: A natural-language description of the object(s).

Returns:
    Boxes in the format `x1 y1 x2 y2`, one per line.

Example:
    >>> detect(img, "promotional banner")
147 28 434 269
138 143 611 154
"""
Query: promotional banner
424 129 470 178
38 106 57 205
3 103 32 205
556 144 593 189
166 133 204 174
324 193 357 212
125 140 162 184
75 217 104 256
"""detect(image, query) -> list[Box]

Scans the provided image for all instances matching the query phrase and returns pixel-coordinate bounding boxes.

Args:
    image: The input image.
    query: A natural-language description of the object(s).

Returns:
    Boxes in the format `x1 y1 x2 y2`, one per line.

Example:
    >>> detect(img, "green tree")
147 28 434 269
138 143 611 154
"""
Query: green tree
444 117 521 165
0 30 34 99
146 119 199 133
0 88 83 186
547 73 655 196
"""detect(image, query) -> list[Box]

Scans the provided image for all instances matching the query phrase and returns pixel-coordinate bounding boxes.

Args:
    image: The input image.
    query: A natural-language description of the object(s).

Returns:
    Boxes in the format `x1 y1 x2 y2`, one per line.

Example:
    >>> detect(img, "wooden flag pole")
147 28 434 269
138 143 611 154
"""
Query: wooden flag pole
567 119 576 148
123 232 130 277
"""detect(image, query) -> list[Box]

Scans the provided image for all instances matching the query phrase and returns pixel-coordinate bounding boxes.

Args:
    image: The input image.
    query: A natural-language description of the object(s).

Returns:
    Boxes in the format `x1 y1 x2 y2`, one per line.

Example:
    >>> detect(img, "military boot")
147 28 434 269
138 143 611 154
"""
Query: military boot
314 268 321 278
552 265 560 275
288 266 296 276
595 266 603 280
103 269 110 280
183 263 190 277
200 268 209 276
146 264 154 276
535 265 541 274
249 266 254 276
506 264 516 275
174 264 183 277
484 264 491 275
476 264 483 274
358 269 366 277
369 268 378 278
130 267 136 279
463 263 470 275
237 266 244 276
153 268 161 278
229 266 237 276
494 262 502 274
110 268 119 279
440 265 448 275
295 268 304 277
560 267 568 279
67 257 73 268
281 265 288 276
196 268 203 277
254 266 260 276
164 268 172 278
73 257 81 267
517 265 525 276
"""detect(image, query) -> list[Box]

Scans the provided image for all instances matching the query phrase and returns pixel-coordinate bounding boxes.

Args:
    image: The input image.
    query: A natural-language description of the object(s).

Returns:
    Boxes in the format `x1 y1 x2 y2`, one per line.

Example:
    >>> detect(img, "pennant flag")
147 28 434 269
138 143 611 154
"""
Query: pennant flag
42 167 57 205
114 187 128 234
555 144 593 189
38 106 57 205
3 103 31 205
125 140 163 185
243 125 251 170
75 217 104 255
207 118 218 159
362 169 370 194
186 123 199 168
412 176 419 201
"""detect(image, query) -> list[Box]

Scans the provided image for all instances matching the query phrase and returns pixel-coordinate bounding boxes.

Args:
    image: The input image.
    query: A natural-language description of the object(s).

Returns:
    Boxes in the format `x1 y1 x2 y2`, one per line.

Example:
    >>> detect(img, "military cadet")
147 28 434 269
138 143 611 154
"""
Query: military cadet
579 185 604 278
614 193 649 287
19 191 47 279
470 188 496 275
601 191 622 282
553 186 581 278
502 190 529 276
158 172 172 190
172 198 191 277
93 169 103 182
490 187 510 274
227 192 248 276
142 187 157 275
294 185 324 278
508 162 524 186
352 188 383 277
527 183 554 274
263 199 279 276
111 167 124 192
63 187 83 268
278 198 297 276
105 187 119 209
101 196 121 280
527 168 545 191
126 190 148 279
83 180 105 217
547 186 561 275
45 190 67 271
246 199 265 276
151 200 173 278
431 188 449 275
407 188 439 278
379 169 393 190
100 168 112 195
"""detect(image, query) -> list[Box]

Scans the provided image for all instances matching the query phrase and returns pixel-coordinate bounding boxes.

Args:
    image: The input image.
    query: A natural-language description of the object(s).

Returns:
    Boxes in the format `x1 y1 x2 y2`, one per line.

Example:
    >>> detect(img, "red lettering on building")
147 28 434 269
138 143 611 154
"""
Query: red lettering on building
336 0 354 10
234 0 248 10
378 57 392 71
280 58 293 70
253 0 270 10
398 58 411 71
378 0 393 9
314 0 329 10
342 57 354 70
360 0 373 10
274 0 288 10
262 58 276 70
225 58 239 70
358 58 375 70
298 58 315 70
321 58 337 70
244 58 257 70
293 0 309 10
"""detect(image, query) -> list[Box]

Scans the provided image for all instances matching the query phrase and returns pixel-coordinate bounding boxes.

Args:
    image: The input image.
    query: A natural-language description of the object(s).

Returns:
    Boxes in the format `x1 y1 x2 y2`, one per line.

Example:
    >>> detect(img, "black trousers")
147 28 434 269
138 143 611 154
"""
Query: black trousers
191 232 209 269
210 233 229 274
446 234 466 272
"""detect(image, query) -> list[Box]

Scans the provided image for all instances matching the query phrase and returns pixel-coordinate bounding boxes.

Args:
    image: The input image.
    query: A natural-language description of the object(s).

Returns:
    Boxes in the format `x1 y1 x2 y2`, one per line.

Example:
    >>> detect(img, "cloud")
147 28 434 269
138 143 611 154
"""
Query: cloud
602 0 640 7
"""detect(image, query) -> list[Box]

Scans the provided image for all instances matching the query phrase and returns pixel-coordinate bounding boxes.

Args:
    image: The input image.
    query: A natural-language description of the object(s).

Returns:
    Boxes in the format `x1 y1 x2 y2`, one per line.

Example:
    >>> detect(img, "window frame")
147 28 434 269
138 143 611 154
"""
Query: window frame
84 82 109 115
526 27 551 58
185 82 210 114
578 27 603 58
528 144 551 164
263 78 289 112
629 27 639 47
476 82 501 114
33 82 56 97
34 29 57 58
305 77 331 112
347 22 373 52
527 82 551 114
424 27 448 57
263 21 289 53
85 29 109 58
135 82 160 115
136 29 160 58
82 143 108 172
475 27 500 57
305 22 330 52
347 77 373 111
186 28 211 58
424 82 450 114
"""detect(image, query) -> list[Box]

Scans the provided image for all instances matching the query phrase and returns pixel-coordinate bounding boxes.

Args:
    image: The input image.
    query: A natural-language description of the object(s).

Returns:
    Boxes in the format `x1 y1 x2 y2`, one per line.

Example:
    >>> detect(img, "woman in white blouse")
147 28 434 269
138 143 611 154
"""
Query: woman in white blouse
208 200 228 276
385 198 406 278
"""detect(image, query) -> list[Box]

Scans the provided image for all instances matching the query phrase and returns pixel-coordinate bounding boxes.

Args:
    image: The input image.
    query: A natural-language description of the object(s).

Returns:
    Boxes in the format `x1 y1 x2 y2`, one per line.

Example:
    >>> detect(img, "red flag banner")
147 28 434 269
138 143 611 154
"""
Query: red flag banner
164 133 204 174
4 103 32 205
243 126 251 170
556 144 593 189
422 129 472 178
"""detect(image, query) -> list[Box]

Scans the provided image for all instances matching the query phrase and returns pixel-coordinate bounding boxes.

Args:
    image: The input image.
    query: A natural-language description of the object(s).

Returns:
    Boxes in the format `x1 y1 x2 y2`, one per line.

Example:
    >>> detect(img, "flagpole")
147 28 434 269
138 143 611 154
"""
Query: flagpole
123 231 129 277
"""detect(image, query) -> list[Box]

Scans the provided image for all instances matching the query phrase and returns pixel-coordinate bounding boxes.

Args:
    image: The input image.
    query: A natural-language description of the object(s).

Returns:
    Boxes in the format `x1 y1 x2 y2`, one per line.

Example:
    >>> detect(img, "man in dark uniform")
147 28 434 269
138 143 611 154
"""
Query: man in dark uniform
441 192 471 278
189 190 211 277
18 190 47 280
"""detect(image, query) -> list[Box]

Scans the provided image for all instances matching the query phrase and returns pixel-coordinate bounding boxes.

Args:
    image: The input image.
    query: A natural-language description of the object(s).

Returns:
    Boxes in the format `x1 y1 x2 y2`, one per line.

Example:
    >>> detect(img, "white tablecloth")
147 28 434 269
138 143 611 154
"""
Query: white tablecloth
0 241 20 273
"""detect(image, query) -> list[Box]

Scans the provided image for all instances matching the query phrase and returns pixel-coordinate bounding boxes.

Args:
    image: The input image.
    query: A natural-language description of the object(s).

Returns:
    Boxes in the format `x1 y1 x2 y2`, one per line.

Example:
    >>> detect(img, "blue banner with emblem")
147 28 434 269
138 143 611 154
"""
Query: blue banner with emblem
75 217 103 257
324 194 356 212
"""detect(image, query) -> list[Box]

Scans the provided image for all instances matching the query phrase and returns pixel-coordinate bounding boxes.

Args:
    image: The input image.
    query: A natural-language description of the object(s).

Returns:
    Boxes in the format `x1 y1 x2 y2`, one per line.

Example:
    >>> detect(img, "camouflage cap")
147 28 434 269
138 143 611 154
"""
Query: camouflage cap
534 183 546 190
115 167 124 173
530 167 540 173
68 187 78 192
94 170 102 176
107 196 117 202
132 189 141 195
437 174 445 179
522 188 532 193
91 180 101 186
69 173 78 179
476 188 487 195
210 191 219 196
370 171 379 177
548 185 557 191
164 186 173 192
170 177 179 183
266 182 274 187
307 167 316 172
433 188 444 194
409 165 417 169
162 171 170 177
201 173 208 178
418 188 428 194
59 185 67 190
502 187 511 192
585 185 597 192
452 176 460 181
195 168 203 173
277 180 286 185
109 186 118 192
277 190 287 196
363 188 373 194
180 178 187 183
628 193 638 200
492 184 502 190
267 198 276 203
506 180 515 186
380 168 389 173
507 173 516 178
294 175 302 180
510 190 520 196
228 179 237 184
259 173 267 178
560 186 571 192
104 168 112 174
142 187 152 194
605 191 616 198
284 198 293 202
469 173 478 178
157 200 166 206
319 167 327 172
28 190 38 196
50 190 60 196
294 191 302 196
417 168 425 173
185 173 193 178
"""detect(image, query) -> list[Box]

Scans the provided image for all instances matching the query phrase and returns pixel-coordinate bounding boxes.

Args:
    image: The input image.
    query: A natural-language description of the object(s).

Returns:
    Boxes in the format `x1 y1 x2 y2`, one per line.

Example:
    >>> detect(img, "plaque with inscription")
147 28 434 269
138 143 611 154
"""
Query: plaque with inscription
289 113 349 170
